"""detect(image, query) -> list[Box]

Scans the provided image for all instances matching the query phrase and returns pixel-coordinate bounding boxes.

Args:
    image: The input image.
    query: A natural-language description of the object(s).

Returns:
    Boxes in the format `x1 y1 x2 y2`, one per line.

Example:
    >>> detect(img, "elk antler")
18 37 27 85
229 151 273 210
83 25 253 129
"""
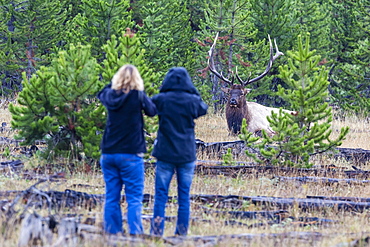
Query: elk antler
207 32 233 85
236 35 284 86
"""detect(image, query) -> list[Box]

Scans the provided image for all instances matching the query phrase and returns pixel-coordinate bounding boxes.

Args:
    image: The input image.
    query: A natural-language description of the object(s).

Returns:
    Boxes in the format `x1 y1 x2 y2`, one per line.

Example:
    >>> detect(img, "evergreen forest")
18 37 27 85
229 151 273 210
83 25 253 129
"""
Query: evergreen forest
0 0 369 164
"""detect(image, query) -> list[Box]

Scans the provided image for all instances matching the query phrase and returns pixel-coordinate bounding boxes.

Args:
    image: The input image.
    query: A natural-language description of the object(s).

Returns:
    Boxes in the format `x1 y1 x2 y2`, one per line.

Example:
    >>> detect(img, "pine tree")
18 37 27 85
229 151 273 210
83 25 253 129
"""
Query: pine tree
0 0 73 93
100 28 160 97
8 0 71 78
200 0 259 76
72 0 134 58
185 0 206 32
294 0 332 59
250 0 298 52
137 0 198 74
328 0 370 114
9 43 104 161
247 0 300 107
241 34 349 168
334 38 370 114
0 1 20 94
247 0 332 107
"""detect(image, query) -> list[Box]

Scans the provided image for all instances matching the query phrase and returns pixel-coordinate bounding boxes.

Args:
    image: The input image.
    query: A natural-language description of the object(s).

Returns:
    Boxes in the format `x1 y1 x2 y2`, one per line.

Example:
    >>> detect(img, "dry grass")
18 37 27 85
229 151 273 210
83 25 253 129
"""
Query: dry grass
0 108 12 123
193 110 370 246
195 110 370 150
194 111 238 143
331 112 370 150
187 173 370 246
1 107 370 246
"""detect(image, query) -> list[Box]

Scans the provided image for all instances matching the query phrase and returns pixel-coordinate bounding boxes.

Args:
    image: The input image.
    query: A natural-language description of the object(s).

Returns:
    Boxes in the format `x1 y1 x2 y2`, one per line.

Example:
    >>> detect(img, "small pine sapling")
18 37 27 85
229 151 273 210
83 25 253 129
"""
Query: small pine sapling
10 44 104 161
239 118 262 163
240 34 349 167
222 148 236 166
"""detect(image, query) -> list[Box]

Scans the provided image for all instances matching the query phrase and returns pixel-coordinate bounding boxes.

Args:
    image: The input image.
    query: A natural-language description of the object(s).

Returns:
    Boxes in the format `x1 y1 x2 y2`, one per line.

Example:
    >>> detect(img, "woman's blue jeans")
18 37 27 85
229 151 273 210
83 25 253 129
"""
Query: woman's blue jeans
151 160 195 236
100 153 144 235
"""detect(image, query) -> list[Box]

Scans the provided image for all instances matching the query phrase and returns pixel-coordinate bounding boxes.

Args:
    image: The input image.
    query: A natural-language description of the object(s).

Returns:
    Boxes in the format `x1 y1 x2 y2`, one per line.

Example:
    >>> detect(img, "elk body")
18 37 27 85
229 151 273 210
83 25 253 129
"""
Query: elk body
222 84 297 135
208 33 297 135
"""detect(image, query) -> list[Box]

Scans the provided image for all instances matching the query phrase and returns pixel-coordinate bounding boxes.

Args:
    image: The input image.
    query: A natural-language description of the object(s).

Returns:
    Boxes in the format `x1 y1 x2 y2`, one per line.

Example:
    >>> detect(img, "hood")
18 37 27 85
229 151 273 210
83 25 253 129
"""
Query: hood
160 67 199 95
97 83 129 110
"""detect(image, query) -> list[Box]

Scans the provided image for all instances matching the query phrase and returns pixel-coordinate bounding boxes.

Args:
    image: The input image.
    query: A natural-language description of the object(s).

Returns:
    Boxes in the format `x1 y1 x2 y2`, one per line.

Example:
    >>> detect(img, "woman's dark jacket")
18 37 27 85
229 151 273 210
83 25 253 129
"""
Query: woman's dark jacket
98 84 157 154
152 67 208 164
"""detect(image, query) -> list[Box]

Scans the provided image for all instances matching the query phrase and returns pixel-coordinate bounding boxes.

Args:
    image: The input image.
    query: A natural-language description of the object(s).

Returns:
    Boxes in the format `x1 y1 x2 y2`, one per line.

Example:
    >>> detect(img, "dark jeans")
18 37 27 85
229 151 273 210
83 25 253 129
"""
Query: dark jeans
100 153 144 235
151 160 195 236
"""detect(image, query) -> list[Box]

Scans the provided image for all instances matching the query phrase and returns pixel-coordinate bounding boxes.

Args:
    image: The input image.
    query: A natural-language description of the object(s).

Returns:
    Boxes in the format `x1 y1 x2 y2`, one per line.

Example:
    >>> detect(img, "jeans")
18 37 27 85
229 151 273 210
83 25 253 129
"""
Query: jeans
151 160 195 236
100 153 144 235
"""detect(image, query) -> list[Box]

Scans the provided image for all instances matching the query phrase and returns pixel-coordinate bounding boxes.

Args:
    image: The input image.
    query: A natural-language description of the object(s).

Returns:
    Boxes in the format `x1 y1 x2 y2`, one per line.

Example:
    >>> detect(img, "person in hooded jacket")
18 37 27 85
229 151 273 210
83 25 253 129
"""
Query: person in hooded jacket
98 64 156 235
150 67 208 236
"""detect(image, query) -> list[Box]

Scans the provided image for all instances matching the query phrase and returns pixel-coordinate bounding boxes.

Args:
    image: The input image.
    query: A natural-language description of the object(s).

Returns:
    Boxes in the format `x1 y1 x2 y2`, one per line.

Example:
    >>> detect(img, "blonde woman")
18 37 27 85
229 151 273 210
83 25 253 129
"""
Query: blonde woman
98 64 156 235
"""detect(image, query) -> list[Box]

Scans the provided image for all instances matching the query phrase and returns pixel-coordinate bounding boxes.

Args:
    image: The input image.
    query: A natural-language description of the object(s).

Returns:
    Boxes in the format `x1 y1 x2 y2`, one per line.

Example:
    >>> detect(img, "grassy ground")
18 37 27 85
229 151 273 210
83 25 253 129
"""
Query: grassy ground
195 110 370 150
1 108 370 246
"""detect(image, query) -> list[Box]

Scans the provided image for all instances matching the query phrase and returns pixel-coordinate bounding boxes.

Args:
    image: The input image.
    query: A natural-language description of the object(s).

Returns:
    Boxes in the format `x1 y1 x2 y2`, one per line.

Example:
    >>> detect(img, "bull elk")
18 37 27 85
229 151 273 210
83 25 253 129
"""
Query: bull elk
208 33 298 136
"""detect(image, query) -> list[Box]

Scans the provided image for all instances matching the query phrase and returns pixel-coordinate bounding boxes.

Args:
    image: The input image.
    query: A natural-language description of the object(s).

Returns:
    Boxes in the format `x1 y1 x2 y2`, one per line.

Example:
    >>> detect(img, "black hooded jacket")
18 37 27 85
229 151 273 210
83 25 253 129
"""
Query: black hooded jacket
98 84 156 154
152 67 208 164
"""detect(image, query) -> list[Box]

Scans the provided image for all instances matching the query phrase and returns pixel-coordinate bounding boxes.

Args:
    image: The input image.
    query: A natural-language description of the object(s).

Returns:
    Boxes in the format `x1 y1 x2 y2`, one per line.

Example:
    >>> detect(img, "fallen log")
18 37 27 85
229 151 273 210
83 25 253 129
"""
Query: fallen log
195 164 324 177
5 185 370 215
201 205 337 227
336 147 370 164
80 232 167 246
22 171 66 181
142 214 250 227
70 183 104 189
164 231 325 245
147 161 370 179
0 159 24 173
201 207 289 220
0 136 23 146
0 187 144 212
191 194 370 212
10 161 359 181
289 216 337 226
196 140 370 164
248 216 337 228
1 187 104 215
165 231 370 246
196 140 249 159
306 195 370 203
4 180 50 219
194 163 370 179
275 176 370 185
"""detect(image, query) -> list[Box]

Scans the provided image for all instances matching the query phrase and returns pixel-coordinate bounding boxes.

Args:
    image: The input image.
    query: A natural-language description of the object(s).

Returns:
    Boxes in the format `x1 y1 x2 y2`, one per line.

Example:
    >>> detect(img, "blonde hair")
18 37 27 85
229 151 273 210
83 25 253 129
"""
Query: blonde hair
111 64 144 92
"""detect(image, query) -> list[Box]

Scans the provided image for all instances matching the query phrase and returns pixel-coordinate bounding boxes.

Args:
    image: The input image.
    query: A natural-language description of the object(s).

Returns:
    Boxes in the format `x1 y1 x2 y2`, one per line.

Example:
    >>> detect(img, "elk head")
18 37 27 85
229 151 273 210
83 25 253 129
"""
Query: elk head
221 84 250 109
